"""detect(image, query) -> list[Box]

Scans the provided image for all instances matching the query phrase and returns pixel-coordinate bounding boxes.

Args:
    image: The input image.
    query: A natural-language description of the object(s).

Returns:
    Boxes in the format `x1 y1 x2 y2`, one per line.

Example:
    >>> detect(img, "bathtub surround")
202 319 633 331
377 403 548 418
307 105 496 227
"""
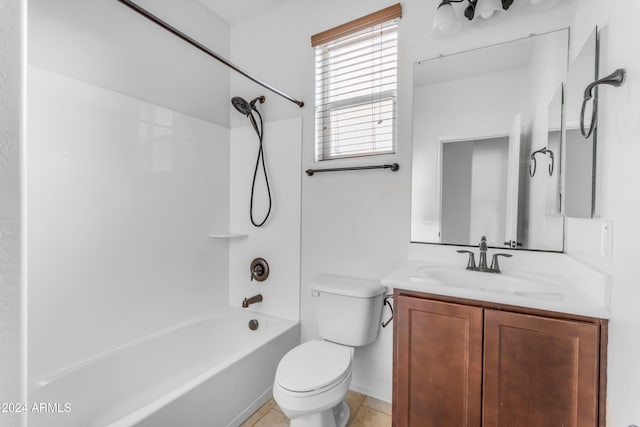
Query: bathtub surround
26 0 238 409
27 66 231 385
0 0 25 421
26 0 305 423
229 118 302 322
28 0 230 125
26 64 303 427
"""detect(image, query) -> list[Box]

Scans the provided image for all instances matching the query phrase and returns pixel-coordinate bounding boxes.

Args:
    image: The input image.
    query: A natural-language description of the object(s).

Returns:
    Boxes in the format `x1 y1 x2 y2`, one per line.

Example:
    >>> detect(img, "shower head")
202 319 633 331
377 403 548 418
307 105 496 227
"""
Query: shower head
231 96 265 116
232 97 251 116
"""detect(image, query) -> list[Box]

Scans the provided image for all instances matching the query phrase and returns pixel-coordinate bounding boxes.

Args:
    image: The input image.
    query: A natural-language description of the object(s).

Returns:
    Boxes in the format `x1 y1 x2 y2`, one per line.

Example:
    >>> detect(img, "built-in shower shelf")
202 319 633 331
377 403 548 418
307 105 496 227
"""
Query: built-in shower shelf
208 233 248 239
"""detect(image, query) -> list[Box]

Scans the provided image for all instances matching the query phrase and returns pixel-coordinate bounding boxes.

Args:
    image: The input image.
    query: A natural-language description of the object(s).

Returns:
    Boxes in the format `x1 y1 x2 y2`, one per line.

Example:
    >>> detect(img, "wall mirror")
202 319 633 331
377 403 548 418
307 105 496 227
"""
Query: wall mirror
563 28 598 218
411 29 568 251
544 83 563 218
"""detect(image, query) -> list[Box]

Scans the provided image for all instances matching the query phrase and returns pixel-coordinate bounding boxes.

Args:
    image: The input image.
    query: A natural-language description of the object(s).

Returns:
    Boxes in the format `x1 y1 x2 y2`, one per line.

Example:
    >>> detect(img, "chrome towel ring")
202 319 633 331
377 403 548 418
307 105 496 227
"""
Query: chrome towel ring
580 68 626 138
529 147 555 177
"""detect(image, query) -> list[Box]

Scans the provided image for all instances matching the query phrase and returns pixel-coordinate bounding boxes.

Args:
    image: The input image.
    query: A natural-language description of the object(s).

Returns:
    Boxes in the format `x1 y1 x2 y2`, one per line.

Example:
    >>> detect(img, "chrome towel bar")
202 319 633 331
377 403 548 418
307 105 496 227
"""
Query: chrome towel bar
305 163 399 176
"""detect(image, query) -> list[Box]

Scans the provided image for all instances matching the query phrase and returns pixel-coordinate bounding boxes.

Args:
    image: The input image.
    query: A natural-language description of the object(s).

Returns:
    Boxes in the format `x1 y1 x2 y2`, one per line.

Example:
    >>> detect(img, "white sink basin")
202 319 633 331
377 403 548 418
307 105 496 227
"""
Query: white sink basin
382 260 610 319
411 266 564 301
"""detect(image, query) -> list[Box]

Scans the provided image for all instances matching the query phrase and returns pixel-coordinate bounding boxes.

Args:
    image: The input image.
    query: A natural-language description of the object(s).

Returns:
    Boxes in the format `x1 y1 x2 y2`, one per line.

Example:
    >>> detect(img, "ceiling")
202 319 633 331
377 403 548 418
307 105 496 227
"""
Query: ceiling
196 0 290 22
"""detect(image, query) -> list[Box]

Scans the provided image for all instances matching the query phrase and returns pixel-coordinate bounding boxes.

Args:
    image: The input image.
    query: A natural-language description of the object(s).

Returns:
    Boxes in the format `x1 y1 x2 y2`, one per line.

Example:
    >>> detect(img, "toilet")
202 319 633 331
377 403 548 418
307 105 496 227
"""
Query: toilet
273 274 386 427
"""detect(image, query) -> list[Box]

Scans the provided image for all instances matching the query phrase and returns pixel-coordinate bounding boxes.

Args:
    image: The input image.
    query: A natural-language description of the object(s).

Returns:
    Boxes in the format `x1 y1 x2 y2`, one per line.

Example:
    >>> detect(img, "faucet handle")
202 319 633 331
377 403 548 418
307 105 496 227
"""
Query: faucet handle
479 236 488 251
490 253 512 273
456 250 477 270
250 258 269 282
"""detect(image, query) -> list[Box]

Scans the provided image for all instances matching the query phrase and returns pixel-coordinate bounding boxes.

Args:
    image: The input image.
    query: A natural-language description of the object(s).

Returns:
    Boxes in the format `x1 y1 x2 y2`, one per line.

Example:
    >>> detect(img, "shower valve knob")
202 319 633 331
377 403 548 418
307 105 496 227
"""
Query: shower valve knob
250 257 269 282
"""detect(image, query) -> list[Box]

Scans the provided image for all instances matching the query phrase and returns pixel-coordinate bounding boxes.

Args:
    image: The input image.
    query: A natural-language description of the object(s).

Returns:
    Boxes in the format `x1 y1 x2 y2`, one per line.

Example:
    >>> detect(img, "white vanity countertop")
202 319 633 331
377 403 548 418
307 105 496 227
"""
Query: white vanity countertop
382 260 610 319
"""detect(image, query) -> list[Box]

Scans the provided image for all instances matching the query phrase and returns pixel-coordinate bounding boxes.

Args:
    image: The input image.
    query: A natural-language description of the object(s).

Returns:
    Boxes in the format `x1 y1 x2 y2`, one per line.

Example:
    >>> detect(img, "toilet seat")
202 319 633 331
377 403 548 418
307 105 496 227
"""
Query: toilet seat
276 340 352 396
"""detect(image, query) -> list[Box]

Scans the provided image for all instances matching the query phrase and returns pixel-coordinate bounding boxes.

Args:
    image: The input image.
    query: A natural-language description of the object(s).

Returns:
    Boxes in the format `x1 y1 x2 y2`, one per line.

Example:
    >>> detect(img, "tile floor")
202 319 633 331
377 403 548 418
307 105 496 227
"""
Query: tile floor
240 390 391 427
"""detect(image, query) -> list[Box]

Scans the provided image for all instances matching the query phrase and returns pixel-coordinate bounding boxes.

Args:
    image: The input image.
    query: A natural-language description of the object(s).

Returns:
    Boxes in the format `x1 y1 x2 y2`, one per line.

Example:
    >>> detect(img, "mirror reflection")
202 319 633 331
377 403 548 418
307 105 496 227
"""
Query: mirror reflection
564 28 598 218
544 84 563 217
411 29 568 251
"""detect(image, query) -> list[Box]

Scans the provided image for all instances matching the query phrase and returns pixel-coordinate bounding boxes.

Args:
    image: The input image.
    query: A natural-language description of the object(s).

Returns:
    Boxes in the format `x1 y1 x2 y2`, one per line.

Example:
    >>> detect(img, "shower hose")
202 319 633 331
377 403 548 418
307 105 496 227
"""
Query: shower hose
247 108 271 227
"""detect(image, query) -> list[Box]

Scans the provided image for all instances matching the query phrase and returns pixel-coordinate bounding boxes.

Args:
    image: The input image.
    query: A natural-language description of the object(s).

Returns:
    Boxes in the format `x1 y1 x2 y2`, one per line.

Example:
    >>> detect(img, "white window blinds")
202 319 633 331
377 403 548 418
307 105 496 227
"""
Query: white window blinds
313 5 401 161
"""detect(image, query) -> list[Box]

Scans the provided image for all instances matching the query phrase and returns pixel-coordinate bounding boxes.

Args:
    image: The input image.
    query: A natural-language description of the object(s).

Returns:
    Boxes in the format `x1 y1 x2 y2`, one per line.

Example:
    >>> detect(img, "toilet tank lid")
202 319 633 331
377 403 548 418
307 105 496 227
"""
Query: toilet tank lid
311 274 386 298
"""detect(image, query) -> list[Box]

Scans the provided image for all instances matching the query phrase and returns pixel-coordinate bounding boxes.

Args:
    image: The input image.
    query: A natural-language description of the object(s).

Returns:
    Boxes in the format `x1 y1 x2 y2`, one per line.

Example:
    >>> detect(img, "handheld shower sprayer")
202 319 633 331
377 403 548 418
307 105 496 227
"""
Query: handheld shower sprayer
231 95 272 227
231 96 265 116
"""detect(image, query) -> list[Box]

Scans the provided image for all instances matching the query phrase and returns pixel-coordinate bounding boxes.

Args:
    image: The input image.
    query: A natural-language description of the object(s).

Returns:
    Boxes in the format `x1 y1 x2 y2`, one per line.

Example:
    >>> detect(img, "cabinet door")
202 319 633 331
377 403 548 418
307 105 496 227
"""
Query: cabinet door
394 295 483 427
483 309 599 426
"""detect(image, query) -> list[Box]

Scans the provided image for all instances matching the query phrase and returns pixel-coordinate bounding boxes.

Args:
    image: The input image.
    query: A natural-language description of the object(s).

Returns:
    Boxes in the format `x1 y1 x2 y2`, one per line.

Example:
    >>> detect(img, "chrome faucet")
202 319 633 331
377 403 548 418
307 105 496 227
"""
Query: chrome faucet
457 236 512 273
242 294 263 308
478 236 488 270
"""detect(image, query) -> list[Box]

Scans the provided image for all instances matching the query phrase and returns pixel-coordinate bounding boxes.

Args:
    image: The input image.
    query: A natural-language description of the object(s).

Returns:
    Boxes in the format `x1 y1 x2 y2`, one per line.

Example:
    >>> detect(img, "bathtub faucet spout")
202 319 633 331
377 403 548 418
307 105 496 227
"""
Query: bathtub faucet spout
242 294 263 308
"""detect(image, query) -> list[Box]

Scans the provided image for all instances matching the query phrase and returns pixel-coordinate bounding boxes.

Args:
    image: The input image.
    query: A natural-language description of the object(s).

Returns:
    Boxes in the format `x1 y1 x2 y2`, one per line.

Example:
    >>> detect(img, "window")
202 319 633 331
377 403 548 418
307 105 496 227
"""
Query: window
312 4 401 161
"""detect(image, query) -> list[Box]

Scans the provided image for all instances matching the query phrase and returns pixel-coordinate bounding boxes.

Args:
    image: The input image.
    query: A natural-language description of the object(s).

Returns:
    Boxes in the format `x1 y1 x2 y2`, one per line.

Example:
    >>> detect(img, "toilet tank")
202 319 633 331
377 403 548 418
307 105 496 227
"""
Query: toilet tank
310 274 386 347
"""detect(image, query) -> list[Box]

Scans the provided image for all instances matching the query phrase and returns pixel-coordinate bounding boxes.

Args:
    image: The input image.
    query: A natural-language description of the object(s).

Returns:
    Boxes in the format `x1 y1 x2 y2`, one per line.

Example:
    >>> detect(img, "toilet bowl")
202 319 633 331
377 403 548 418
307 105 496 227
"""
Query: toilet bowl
273 340 353 427
273 274 386 427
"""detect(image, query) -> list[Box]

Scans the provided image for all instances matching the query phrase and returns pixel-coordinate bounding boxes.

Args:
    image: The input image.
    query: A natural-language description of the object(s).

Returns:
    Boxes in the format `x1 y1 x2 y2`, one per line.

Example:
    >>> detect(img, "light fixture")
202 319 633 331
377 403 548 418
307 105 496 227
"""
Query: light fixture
467 0 513 24
431 0 514 37
468 0 511 27
475 0 503 20
432 1 462 37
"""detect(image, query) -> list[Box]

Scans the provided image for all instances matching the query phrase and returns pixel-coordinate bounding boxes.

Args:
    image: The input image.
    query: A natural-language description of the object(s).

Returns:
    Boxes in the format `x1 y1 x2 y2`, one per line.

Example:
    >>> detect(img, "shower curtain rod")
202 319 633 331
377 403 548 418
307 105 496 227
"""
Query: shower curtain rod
116 0 304 108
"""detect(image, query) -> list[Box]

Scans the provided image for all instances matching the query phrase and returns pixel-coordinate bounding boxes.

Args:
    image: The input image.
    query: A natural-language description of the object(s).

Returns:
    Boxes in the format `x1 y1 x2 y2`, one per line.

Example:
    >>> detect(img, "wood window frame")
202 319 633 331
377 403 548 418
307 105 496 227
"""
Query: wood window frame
311 3 402 47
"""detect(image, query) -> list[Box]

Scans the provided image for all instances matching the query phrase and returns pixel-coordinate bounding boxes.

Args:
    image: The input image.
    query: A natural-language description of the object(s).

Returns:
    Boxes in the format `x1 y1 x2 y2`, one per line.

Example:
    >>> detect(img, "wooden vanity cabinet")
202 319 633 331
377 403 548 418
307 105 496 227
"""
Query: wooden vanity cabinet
393 290 607 427
483 309 600 426
394 296 483 426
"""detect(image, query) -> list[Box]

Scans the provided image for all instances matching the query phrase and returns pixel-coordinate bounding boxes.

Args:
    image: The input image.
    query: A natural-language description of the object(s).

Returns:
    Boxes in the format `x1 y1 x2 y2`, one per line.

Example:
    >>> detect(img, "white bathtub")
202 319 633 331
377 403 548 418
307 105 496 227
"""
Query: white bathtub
28 308 299 427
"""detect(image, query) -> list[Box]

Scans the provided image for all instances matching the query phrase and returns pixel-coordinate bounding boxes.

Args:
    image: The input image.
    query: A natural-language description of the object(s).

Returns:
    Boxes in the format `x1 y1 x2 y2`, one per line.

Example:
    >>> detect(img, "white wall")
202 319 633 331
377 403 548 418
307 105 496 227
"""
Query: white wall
27 67 230 385
229 118 302 321
469 137 509 244
230 0 575 402
29 0 230 125
0 0 25 425
566 0 640 424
